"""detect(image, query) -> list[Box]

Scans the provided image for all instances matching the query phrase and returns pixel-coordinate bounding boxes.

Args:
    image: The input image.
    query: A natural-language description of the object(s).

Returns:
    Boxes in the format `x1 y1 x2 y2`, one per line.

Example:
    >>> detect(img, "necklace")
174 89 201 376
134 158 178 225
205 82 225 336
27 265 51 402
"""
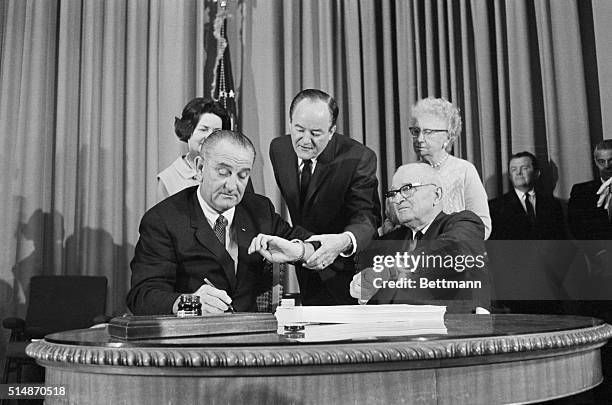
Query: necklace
431 153 450 169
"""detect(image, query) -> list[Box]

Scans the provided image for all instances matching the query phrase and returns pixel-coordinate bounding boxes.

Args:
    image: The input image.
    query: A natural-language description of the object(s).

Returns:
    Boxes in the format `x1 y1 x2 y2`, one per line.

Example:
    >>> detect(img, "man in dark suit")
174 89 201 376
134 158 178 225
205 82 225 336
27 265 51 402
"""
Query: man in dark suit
568 139 612 242
567 141 612 403
489 151 566 240
488 151 571 314
269 89 381 305
349 163 489 313
127 130 315 315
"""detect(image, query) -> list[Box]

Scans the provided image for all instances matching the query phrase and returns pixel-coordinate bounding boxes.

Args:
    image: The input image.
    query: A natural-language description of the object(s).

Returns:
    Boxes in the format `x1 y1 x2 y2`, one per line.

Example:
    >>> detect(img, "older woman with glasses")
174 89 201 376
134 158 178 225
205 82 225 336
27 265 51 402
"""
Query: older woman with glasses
384 97 491 239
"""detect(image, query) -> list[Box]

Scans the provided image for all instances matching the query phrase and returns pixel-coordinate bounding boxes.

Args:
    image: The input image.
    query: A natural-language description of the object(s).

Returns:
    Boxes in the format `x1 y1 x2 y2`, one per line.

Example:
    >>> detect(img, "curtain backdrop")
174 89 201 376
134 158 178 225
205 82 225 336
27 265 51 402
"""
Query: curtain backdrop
1 0 611 356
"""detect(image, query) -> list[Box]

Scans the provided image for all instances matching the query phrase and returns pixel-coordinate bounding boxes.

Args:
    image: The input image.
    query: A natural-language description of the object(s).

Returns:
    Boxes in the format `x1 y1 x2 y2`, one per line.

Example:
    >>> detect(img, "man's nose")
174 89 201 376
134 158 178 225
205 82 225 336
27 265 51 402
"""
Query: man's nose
301 132 314 144
224 175 238 191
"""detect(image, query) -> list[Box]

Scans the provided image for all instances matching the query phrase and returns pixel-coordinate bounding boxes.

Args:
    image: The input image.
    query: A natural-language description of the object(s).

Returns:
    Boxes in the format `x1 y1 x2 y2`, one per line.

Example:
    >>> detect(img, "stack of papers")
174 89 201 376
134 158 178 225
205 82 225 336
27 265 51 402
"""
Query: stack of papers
278 321 447 342
275 304 446 326
275 304 447 341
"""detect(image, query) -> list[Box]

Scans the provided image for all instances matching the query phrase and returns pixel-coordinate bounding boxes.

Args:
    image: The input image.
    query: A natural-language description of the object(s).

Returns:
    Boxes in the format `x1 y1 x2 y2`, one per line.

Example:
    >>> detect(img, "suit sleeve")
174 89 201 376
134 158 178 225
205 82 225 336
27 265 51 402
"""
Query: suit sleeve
416 213 486 275
378 213 489 309
412 214 488 299
126 209 182 315
343 147 382 252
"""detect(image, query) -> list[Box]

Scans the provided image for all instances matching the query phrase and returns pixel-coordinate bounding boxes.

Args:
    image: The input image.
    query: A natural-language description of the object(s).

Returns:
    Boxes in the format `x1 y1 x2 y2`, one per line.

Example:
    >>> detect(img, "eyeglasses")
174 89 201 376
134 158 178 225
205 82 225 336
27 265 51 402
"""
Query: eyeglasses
384 183 437 200
408 127 448 139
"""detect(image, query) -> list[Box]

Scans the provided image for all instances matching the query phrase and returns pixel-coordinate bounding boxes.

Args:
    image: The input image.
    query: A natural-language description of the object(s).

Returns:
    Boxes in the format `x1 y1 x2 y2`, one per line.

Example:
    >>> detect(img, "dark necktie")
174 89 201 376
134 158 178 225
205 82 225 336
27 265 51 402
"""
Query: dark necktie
524 192 536 224
214 215 228 247
413 231 423 240
300 159 312 204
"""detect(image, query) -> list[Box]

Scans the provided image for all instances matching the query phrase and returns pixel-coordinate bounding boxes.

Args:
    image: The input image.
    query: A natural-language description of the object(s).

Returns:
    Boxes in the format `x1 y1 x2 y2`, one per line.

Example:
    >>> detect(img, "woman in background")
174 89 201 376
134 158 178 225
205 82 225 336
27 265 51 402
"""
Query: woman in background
157 98 231 201
384 97 491 239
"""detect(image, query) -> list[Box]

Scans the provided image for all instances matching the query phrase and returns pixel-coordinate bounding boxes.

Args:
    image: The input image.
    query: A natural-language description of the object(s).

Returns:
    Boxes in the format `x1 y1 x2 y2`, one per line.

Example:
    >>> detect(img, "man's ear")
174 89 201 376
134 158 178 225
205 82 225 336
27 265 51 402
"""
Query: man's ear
433 187 443 205
194 156 204 182
330 124 337 135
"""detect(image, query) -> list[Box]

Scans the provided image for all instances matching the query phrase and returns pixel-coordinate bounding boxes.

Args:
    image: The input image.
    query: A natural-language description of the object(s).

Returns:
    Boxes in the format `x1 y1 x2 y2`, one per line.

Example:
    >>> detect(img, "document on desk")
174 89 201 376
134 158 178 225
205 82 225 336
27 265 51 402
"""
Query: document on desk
275 304 446 326
279 321 448 342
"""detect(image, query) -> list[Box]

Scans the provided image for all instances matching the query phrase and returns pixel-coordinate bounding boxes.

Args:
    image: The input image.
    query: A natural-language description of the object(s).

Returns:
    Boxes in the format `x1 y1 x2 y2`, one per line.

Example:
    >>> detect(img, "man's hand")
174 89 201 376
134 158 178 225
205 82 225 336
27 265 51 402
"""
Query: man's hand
172 285 232 314
248 234 303 263
304 233 352 270
597 177 612 209
349 267 391 304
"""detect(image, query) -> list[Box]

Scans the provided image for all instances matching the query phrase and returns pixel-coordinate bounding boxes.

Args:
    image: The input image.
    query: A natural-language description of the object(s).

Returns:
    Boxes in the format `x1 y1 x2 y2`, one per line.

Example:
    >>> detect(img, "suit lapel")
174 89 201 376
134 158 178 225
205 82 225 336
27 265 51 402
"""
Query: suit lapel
189 192 237 289
304 135 337 205
276 138 301 212
507 191 527 218
233 204 259 283
422 212 446 240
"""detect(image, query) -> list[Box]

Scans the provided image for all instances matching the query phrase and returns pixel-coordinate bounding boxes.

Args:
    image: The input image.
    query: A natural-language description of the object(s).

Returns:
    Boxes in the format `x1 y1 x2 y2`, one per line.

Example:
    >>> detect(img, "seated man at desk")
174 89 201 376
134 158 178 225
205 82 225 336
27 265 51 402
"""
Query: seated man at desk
349 163 489 313
127 130 317 315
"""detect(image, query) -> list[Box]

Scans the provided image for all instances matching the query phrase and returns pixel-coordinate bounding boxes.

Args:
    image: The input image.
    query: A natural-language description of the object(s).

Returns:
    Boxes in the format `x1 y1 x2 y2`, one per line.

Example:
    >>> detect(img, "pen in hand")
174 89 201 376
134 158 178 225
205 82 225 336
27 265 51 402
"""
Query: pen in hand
203 278 235 313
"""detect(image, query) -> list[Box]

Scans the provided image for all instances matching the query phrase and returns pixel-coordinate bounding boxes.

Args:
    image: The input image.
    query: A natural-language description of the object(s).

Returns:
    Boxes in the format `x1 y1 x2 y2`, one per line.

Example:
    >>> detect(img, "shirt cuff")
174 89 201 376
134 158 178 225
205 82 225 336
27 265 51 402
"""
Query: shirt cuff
339 231 357 257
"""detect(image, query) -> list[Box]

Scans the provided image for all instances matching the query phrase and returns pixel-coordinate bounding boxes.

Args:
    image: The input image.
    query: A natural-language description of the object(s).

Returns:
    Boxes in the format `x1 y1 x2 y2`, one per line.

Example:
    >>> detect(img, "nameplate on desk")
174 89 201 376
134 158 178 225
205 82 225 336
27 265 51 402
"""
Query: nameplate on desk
108 313 277 340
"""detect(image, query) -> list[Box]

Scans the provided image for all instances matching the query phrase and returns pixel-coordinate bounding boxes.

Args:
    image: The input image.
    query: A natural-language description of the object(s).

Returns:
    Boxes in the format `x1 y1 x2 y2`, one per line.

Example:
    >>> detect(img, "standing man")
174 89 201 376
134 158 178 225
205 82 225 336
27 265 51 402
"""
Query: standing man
568 142 612 403
489 151 566 240
488 151 570 314
568 139 612 241
269 89 381 305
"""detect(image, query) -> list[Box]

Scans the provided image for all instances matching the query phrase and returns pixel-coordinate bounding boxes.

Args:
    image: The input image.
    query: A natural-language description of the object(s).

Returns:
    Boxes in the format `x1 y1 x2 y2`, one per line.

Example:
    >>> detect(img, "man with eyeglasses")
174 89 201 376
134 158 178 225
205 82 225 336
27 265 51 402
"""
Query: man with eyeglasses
349 163 489 313
383 97 491 240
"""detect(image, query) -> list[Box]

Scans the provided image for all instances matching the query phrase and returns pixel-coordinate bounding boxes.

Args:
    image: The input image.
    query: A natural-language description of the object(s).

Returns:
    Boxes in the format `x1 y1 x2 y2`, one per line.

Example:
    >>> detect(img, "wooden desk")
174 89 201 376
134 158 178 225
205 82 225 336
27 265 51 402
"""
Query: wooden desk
27 315 612 404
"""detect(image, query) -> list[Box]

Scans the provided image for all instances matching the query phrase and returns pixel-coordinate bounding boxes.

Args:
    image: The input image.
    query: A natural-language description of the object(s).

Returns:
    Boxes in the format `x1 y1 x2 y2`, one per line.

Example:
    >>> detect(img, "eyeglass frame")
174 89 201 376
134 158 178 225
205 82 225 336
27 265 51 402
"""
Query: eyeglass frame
384 183 439 200
408 126 449 139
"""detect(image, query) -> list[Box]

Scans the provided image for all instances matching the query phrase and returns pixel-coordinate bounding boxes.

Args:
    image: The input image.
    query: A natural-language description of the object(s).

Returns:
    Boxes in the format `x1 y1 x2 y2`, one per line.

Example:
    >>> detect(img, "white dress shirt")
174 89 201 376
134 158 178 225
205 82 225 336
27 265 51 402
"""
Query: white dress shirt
514 188 536 216
197 186 238 273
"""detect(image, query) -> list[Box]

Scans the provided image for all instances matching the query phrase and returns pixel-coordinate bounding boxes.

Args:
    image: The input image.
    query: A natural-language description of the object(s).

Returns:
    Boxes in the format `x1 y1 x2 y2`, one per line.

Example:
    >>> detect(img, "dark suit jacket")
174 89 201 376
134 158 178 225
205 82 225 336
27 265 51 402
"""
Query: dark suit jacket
368 210 489 313
568 180 612 241
270 134 381 305
488 190 567 240
488 190 574 314
127 186 312 315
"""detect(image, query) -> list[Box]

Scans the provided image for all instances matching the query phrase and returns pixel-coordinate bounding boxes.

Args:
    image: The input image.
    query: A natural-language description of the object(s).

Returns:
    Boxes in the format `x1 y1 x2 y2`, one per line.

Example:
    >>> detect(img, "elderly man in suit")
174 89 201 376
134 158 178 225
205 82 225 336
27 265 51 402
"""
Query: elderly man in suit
127 130 316 315
269 89 381 305
348 163 489 313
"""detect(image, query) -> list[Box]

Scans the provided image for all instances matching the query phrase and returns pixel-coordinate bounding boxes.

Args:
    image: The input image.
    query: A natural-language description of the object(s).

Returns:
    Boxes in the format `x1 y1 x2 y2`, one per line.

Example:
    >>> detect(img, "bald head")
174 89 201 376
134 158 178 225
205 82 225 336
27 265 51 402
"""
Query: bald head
388 163 444 230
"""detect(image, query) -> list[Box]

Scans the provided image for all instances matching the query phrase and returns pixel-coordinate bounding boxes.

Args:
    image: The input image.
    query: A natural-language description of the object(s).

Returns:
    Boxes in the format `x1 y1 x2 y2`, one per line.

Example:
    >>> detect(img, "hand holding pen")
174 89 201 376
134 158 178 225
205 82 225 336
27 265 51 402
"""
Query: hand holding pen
191 278 235 313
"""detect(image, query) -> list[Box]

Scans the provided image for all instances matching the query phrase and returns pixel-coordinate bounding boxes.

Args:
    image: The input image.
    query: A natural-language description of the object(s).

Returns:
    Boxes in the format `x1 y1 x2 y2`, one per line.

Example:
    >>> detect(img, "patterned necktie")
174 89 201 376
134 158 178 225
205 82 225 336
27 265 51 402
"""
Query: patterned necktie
214 215 228 247
300 159 312 204
524 192 536 224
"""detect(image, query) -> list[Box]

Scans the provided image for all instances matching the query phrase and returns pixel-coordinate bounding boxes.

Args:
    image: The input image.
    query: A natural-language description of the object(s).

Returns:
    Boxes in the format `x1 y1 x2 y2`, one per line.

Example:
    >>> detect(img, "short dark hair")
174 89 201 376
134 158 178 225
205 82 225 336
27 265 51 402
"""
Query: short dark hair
174 98 231 142
289 89 339 130
200 129 256 163
594 139 612 156
509 151 539 172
